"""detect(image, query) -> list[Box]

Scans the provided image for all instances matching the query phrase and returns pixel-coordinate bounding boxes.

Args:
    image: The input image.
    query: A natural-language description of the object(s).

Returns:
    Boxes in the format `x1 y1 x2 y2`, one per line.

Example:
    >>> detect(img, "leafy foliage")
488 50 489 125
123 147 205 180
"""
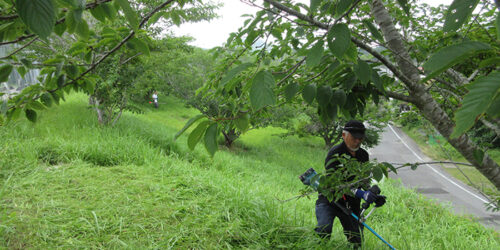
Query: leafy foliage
0 0 218 125
311 155 391 202
451 72 500 138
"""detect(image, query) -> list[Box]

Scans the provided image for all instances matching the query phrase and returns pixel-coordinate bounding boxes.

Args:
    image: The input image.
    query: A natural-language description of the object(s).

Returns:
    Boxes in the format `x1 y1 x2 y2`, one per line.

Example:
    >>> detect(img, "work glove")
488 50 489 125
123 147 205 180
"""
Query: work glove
354 189 377 203
374 195 386 207
368 185 386 207
368 185 381 195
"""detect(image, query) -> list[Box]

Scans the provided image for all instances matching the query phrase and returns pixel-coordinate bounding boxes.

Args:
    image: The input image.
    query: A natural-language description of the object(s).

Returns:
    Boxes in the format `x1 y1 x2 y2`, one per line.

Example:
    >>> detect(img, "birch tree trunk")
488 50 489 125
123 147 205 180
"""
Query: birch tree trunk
370 0 500 190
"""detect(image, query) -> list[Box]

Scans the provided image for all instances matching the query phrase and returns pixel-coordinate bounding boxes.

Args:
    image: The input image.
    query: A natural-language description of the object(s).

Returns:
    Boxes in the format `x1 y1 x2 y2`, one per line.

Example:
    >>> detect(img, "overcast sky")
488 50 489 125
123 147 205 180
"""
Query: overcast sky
171 0 452 49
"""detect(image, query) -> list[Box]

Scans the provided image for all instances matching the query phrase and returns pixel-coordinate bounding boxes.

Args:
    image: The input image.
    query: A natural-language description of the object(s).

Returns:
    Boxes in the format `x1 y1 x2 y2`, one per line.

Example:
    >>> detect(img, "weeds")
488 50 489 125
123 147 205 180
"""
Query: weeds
0 93 498 249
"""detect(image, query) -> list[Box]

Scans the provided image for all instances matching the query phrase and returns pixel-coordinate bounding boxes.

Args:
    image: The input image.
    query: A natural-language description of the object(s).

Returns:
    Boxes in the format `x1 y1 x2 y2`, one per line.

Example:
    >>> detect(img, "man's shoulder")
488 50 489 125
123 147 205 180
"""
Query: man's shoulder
357 147 369 161
328 143 345 154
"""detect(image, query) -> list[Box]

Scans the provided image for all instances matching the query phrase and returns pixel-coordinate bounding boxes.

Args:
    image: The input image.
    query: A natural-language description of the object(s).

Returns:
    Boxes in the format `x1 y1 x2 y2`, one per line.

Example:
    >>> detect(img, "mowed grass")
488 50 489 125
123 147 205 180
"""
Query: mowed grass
0 93 498 249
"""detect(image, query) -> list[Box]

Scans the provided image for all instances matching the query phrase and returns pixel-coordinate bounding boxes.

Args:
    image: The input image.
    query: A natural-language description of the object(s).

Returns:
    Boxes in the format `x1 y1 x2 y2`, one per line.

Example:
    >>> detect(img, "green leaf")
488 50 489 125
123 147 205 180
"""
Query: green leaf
116 0 139 30
410 163 418 170
7 107 22 121
0 100 7 115
101 3 117 20
90 5 107 22
381 165 389 178
20 59 33 69
72 8 83 24
328 23 351 58
148 12 163 26
332 89 346 107
342 73 357 91
473 149 484 163
127 38 150 56
188 120 210 150
284 82 299 102
245 30 259 46
325 102 338 121
0 22 14 33
75 19 89 40
396 0 410 16
234 113 250 132
451 72 500 138
354 60 371 85
64 64 79 79
422 41 491 82
25 109 37 123
40 93 53 107
310 0 321 13
204 123 218 157
250 71 276 111
170 11 181 26
496 12 500 40
383 162 397 174
306 40 324 67
479 57 500 68
302 84 316 104
335 0 352 17
221 63 253 87
50 91 60 105
372 165 383 182
66 10 77 34
443 0 480 32
174 114 205 140
54 22 66 36
316 85 332 107
28 101 46 111
16 0 55 39
362 20 384 42
57 74 66 88
371 70 384 93
17 66 27 78
0 64 13 83
486 95 500 118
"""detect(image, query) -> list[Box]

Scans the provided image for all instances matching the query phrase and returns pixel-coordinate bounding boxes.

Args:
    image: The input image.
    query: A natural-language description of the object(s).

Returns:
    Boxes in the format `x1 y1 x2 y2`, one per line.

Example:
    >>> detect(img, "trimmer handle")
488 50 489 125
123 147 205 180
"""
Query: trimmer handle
362 202 371 210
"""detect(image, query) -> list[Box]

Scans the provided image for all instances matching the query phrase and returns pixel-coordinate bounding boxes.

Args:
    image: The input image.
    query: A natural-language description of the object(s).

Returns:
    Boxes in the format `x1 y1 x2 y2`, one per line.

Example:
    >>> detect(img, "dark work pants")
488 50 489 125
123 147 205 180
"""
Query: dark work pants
315 200 363 244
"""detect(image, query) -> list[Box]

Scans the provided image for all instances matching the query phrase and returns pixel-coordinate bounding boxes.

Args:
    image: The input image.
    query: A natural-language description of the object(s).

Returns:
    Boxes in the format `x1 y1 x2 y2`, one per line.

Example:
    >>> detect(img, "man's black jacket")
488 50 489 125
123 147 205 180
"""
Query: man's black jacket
317 142 369 206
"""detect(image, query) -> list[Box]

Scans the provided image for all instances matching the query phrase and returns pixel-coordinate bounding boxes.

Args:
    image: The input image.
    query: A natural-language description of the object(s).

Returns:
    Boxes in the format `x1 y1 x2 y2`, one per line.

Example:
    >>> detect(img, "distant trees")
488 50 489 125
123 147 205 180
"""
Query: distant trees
0 0 218 125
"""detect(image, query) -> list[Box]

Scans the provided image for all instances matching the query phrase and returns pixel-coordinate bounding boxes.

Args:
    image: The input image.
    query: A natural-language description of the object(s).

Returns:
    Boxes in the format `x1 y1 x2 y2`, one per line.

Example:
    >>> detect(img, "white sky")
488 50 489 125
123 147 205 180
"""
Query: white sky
171 0 452 49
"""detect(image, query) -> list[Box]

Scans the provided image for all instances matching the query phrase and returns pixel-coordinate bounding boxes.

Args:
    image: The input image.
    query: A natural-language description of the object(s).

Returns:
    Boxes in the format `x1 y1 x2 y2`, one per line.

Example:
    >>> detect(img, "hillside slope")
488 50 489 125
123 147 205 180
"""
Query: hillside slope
0 93 498 249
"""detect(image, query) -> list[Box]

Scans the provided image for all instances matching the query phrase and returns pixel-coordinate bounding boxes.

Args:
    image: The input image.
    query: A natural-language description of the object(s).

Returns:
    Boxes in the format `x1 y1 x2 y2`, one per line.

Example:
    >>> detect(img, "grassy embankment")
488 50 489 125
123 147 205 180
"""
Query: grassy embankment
400 126 498 198
0 93 498 249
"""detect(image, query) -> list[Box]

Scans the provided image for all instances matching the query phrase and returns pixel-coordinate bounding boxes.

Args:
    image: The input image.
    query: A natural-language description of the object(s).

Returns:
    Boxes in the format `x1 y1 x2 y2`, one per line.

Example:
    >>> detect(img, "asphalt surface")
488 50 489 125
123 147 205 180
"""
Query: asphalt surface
370 125 500 231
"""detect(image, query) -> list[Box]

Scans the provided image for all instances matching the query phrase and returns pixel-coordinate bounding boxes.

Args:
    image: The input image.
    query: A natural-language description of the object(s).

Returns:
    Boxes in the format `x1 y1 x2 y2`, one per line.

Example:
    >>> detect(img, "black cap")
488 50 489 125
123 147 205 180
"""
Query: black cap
344 120 366 139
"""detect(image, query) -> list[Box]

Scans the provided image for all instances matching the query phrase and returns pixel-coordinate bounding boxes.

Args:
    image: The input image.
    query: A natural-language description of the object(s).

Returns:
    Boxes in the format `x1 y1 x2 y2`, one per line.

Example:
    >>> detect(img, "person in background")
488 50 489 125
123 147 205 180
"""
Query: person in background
315 120 386 247
152 91 158 109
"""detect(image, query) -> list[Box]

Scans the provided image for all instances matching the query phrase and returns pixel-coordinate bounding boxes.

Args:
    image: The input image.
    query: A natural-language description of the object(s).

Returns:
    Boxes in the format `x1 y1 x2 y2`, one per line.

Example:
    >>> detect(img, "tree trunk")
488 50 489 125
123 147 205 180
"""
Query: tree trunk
222 128 239 148
89 96 104 124
371 0 500 190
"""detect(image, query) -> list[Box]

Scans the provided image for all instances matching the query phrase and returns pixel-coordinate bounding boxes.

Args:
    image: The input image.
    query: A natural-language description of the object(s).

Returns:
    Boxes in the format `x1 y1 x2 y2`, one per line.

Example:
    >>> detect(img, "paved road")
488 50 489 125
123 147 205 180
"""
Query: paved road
370 125 500 231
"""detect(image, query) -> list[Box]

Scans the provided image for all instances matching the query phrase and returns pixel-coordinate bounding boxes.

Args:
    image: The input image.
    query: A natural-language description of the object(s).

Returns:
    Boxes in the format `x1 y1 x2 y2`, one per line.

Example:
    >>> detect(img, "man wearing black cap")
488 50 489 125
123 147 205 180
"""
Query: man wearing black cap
315 120 385 246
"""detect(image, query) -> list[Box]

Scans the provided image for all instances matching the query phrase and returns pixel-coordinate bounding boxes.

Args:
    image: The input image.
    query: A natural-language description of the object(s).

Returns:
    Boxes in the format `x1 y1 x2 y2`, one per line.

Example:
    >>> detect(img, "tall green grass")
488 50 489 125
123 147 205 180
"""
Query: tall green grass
0 93 498 249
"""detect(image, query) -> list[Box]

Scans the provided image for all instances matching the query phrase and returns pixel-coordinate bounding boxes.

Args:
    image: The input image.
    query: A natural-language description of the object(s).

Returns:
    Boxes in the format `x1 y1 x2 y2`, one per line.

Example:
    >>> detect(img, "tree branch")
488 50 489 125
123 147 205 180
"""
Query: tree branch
65 0 176 87
6 0 176 111
263 0 414 89
383 89 415 103
276 57 306 86
0 37 38 59
0 0 113 46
